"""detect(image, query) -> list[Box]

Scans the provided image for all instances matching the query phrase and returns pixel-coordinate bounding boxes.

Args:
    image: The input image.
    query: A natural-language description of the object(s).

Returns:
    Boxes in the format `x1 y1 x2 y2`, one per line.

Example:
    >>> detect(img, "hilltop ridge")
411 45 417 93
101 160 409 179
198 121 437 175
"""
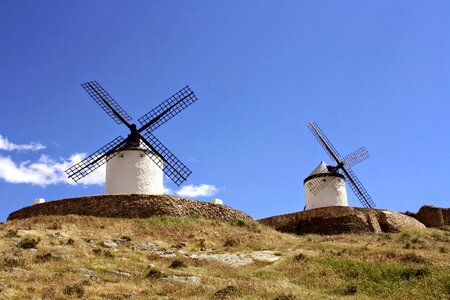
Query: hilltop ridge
7 194 252 222
0 214 449 299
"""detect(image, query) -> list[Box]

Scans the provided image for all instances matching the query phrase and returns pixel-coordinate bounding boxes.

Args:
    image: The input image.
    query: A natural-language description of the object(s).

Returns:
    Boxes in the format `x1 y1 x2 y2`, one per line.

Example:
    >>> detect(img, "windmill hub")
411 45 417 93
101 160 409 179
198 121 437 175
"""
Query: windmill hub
125 124 140 148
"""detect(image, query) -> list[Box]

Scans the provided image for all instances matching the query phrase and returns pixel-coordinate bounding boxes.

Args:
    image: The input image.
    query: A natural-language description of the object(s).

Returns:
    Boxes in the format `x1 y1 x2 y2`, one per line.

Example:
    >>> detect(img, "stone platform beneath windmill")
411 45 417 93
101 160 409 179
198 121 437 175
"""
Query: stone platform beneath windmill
7 194 252 222
259 206 426 235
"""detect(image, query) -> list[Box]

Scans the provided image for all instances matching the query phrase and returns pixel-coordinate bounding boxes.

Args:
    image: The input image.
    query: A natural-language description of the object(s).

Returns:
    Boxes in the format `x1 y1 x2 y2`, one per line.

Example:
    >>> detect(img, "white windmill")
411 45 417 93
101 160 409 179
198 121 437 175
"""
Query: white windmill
65 81 197 194
304 121 375 210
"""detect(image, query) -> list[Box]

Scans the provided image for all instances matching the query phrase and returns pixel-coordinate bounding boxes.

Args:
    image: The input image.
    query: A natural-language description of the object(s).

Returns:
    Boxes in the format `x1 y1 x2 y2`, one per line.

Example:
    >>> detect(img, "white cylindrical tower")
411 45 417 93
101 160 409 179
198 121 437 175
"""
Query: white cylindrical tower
303 162 348 210
105 148 163 195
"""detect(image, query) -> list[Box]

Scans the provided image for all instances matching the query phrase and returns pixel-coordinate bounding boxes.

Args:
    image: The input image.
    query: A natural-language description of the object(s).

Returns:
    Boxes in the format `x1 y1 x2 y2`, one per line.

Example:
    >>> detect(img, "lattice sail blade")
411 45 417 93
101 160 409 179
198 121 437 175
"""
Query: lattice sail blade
306 173 336 195
342 147 370 168
81 81 132 125
138 86 197 133
341 166 375 208
65 136 126 182
307 121 342 164
140 131 192 186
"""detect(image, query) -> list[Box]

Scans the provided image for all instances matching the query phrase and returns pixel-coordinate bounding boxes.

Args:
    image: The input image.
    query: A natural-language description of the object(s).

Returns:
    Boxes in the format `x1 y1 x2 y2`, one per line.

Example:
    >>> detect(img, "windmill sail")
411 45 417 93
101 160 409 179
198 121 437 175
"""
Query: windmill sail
341 167 375 208
140 131 192 186
66 136 126 182
81 81 132 125
138 86 197 133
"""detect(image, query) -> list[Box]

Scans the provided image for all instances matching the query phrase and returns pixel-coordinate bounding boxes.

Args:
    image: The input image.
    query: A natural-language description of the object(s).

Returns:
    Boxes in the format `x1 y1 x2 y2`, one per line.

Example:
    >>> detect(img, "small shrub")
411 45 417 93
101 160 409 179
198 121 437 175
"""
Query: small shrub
344 285 357 295
400 233 410 241
273 294 297 300
411 237 424 245
224 238 240 247
214 285 239 299
169 259 186 269
293 253 307 262
400 268 429 280
93 248 114 258
378 233 392 240
47 223 62 230
198 238 206 249
403 243 412 249
18 238 39 249
63 283 84 297
4 229 19 238
146 268 163 279
82 238 95 244
103 250 115 258
400 253 427 264
35 253 56 263
439 247 447 253
414 268 428 278
233 219 247 227
3 257 25 268
172 242 186 249
66 238 75 245
384 251 397 259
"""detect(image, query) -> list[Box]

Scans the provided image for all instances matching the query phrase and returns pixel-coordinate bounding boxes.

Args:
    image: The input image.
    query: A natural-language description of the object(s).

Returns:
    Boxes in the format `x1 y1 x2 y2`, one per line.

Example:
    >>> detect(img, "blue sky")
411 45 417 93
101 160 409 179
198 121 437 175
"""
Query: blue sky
0 1 449 221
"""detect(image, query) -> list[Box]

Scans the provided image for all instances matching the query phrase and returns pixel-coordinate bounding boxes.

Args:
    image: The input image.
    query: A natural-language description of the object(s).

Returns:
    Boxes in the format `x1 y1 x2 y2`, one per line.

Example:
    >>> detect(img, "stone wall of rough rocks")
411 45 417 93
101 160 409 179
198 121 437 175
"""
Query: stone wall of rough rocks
406 205 450 228
259 206 426 235
7 194 253 222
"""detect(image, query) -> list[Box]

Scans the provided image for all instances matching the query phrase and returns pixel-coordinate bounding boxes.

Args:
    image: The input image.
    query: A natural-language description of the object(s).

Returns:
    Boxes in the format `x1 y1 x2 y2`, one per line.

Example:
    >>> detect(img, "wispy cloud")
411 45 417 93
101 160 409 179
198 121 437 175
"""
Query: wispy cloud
0 135 218 194
0 153 104 187
0 135 46 151
176 184 219 198
0 151 217 194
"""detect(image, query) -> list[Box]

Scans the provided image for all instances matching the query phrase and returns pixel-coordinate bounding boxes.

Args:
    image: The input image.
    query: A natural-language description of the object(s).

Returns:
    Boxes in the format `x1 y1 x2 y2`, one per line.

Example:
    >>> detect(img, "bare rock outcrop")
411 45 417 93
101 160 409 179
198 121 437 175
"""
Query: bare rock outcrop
377 210 426 232
259 206 425 235
7 194 252 222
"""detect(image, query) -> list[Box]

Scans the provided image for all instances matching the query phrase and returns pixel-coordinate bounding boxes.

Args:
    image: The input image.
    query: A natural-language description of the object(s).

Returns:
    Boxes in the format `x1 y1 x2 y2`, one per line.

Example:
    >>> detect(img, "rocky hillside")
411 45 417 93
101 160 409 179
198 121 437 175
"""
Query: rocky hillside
0 215 449 299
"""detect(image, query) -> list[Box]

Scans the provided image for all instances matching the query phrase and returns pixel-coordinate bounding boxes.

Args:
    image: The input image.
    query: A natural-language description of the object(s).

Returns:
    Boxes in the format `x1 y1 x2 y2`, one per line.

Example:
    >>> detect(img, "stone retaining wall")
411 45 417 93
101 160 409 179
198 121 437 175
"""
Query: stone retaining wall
407 205 450 228
259 206 426 235
7 194 253 222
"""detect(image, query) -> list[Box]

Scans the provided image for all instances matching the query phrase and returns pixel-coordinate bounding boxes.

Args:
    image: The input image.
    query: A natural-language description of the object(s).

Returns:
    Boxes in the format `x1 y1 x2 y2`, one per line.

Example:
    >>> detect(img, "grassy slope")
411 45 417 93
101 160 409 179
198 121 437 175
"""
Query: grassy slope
0 216 448 299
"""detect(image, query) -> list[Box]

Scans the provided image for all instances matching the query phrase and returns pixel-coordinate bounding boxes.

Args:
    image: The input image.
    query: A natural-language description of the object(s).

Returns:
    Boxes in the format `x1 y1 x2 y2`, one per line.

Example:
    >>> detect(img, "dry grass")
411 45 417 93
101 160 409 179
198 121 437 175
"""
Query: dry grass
0 215 448 299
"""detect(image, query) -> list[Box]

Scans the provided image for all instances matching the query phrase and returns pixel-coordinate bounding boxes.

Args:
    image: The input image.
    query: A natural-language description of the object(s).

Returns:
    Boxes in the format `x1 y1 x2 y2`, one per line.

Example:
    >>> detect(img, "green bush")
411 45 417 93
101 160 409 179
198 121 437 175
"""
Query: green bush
17 238 39 249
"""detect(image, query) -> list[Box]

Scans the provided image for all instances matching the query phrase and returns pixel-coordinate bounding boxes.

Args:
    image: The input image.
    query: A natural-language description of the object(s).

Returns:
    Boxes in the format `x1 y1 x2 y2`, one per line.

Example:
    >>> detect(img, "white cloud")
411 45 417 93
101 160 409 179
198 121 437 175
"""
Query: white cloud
0 136 217 193
0 135 46 151
176 184 219 198
0 151 217 195
163 186 173 195
0 153 104 187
